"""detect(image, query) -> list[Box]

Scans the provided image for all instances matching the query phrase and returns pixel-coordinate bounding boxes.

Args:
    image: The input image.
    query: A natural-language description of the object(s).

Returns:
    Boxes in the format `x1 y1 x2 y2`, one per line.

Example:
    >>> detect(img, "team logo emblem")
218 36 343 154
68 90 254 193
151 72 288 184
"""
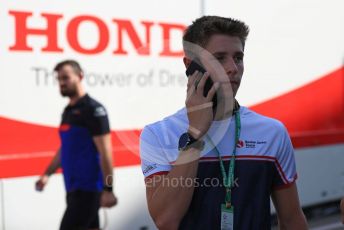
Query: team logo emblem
236 140 244 148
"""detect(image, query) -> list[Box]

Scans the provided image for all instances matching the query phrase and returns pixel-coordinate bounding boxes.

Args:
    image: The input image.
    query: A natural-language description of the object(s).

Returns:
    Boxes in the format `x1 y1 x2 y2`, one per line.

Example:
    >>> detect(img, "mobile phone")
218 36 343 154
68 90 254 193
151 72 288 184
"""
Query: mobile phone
185 60 217 107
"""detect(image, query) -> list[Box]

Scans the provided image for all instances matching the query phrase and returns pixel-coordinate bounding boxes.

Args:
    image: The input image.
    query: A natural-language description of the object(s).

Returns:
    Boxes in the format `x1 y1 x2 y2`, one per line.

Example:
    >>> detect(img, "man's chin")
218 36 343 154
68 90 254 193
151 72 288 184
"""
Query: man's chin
217 90 237 100
60 91 71 97
216 94 238 111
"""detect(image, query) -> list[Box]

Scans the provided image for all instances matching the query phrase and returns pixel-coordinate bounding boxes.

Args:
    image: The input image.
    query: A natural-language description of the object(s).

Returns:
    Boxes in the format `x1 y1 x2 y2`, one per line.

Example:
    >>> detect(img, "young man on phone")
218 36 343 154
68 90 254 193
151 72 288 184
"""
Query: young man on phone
35 60 117 230
140 16 308 229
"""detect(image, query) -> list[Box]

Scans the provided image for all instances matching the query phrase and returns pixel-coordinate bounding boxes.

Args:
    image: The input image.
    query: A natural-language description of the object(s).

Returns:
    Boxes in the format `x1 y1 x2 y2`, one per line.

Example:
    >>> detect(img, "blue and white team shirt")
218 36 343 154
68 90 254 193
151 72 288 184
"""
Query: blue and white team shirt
140 106 297 229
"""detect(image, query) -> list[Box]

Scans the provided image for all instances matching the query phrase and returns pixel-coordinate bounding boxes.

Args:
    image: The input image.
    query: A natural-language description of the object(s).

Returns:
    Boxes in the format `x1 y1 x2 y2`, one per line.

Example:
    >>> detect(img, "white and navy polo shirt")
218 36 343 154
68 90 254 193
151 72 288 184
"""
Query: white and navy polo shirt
140 106 297 229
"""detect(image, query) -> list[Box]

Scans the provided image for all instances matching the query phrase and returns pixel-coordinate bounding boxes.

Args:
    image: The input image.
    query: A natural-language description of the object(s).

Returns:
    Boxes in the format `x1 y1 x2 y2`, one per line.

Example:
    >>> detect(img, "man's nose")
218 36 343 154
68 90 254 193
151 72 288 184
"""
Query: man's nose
59 82 66 87
224 58 238 76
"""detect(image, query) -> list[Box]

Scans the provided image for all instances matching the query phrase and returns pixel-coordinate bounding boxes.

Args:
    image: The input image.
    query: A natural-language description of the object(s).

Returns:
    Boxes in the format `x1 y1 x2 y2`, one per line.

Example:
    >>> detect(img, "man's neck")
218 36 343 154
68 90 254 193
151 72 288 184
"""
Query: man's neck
69 90 86 106
213 99 239 121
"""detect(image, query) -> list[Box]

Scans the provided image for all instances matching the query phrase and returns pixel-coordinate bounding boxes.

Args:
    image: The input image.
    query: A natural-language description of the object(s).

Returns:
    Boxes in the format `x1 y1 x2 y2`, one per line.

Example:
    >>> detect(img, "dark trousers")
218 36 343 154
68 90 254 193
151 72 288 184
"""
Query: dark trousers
60 190 101 230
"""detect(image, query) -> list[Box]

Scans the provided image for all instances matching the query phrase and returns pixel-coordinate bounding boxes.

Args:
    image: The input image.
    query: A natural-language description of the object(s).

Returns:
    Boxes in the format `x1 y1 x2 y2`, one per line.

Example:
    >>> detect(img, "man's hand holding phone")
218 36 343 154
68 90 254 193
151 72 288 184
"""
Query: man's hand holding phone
186 70 219 140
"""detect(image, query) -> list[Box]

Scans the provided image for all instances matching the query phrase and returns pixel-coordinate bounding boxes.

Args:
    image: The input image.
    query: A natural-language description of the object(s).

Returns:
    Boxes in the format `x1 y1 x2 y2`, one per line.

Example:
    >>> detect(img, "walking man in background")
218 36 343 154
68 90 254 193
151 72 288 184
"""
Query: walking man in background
140 16 308 229
35 60 117 230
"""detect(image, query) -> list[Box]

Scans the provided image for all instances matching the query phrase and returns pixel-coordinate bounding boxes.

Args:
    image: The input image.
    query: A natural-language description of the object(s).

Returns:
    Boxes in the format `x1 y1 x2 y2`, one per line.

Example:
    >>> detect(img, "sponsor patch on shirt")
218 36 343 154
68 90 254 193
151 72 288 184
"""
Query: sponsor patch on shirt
143 164 157 175
94 106 107 117
72 109 81 115
243 140 267 148
59 124 70 131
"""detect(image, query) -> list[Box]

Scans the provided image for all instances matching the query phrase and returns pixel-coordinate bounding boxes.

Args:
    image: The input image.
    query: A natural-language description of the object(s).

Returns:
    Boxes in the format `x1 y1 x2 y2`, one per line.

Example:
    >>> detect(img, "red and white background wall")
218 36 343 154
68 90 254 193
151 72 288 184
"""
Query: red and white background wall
0 0 343 229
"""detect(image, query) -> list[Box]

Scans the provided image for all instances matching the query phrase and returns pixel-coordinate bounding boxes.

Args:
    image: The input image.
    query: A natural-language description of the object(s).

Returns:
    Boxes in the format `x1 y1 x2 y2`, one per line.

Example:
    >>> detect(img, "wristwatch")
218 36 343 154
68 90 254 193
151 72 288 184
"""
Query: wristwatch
178 132 205 151
103 185 113 192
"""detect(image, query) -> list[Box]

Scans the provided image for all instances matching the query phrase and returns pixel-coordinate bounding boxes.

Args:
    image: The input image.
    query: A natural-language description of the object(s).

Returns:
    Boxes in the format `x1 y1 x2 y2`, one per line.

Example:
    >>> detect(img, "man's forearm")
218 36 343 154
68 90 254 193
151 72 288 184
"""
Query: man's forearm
278 211 308 230
147 148 201 229
44 149 61 176
93 134 114 188
100 152 114 187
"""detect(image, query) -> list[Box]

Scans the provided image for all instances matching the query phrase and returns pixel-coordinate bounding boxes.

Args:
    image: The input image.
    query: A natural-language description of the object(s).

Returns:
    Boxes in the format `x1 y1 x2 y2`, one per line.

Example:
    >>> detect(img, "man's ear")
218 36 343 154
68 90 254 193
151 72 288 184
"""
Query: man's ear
183 57 191 68
79 72 84 81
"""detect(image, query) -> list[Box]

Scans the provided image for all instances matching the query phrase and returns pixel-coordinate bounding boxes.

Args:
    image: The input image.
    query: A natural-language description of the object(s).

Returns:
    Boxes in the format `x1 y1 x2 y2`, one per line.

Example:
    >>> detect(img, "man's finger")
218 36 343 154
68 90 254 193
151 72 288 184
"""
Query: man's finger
187 70 199 89
206 82 220 100
196 72 209 95
187 102 213 113
186 73 203 102
186 83 196 101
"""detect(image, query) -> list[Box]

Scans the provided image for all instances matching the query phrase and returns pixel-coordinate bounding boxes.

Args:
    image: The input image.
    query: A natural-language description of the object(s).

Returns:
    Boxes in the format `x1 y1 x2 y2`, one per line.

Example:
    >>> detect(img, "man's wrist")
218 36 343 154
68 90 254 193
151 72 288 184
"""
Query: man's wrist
187 128 203 141
43 172 51 177
103 185 113 192
187 139 205 151
178 132 205 152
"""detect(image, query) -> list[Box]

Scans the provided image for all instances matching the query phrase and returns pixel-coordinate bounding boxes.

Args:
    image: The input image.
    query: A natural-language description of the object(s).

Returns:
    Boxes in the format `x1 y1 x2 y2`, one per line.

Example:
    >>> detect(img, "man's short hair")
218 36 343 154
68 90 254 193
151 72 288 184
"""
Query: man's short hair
183 16 249 55
54 60 83 75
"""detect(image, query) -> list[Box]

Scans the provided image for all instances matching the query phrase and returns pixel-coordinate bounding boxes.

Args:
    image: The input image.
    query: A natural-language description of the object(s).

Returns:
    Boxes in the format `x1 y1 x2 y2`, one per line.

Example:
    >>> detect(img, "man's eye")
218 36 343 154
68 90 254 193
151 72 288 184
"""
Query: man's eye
234 56 243 63
216 56 225 62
